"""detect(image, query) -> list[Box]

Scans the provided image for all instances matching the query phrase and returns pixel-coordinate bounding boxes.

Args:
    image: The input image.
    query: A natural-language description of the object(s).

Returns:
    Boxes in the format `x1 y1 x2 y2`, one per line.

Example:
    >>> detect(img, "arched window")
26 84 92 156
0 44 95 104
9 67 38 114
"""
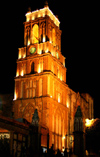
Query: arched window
31 62 34 74
32 24 39 44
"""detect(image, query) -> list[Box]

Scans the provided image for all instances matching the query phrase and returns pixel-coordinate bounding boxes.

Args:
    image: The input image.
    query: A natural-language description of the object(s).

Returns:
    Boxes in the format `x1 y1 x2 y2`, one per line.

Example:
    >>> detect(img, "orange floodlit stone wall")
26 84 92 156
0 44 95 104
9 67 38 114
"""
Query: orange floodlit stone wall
13 5 94 151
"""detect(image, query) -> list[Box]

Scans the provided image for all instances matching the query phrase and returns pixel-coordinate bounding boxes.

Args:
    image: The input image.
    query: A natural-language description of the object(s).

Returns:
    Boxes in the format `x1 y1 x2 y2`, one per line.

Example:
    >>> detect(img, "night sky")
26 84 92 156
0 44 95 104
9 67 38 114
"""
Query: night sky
0 1 99 118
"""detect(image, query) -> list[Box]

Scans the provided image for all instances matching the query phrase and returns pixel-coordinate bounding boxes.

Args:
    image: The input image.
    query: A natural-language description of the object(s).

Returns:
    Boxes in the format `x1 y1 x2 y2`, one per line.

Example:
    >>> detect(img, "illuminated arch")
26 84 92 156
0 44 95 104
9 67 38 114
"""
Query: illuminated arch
32 24 39 44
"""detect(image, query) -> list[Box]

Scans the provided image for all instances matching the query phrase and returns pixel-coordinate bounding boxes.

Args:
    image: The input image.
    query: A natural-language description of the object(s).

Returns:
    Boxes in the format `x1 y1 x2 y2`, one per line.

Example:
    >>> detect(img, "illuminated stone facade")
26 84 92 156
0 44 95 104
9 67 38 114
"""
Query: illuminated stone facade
13 5 94 151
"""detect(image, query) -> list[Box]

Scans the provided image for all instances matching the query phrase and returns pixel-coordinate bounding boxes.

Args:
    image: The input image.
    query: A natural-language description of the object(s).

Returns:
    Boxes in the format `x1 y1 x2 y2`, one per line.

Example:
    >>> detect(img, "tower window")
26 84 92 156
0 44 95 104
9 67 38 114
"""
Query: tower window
32 24 39 44
31 62 34 74
26 80 36 98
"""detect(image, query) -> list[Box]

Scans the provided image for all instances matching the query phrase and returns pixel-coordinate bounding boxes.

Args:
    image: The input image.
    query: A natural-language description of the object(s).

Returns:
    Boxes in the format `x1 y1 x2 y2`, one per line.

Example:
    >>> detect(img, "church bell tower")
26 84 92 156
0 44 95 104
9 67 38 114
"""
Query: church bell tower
13 3 68 150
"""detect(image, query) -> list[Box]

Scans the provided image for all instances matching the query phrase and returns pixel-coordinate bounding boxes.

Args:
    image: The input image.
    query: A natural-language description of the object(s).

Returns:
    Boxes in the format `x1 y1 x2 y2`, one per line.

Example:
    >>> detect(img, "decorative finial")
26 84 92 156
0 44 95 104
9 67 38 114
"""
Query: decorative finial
27 7 31 13
44 0 49 8
56 15 59 19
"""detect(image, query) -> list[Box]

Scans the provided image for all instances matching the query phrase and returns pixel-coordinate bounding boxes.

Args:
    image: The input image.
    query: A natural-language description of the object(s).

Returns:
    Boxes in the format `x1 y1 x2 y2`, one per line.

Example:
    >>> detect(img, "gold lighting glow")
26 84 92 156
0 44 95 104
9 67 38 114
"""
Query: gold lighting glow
60 74 62 81
58 94 60 103
32 16 35 20
85 118 94 127
14 91 17 100
49 40 52 44
39 50 42 55
0 133 10 139
38 44 42 54
25 7 60 27
27 39 30 46
23 54 26 58
16 71 19 77
32 24 39 44
62 136 65 140
38 64 41 73
66 102 69 108
45 49 48 53
21 70 24 76
43 37 46 42
38 14 41 18
18 49 21 59
13 3 94 151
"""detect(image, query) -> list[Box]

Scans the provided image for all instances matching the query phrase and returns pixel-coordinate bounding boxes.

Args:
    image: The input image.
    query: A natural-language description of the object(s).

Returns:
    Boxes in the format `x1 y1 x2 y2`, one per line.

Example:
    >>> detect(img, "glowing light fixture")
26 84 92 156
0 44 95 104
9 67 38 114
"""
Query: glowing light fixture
38 14 41 18
58 94 60 103
45 49 48 53
85 118 94 127
27 39 30 46
38 50 42 55
32 16 35 20
13 92 17 100
43 13 45 17
43 37 46 42
16 71 19 77
21 70 24 76
25 7 60 27
0 133 10 139
18 49 21 59
23 54 26 58
67 102 69 108
49 40 52 44
62 136 65 139
38 64 41 73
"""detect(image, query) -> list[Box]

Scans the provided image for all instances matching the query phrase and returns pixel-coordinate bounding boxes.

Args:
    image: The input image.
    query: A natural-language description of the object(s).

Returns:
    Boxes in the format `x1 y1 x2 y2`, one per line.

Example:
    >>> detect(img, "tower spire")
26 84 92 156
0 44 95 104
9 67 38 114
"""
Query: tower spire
44 0 49 8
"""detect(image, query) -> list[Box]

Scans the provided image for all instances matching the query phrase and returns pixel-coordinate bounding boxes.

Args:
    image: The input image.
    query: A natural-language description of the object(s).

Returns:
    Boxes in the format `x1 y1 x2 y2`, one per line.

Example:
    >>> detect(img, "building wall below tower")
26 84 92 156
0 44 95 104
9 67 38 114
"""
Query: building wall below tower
13 94 68 151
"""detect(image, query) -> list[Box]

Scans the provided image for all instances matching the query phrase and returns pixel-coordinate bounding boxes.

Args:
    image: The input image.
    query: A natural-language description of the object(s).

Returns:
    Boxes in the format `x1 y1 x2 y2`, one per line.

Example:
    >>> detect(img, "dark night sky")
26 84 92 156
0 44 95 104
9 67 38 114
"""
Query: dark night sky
0 1 99 118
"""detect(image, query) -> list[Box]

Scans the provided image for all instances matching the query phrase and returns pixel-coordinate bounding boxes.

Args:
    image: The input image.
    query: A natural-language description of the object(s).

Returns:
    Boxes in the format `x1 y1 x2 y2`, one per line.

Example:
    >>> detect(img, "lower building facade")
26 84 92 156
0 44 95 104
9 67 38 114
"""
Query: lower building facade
13 71 94 151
